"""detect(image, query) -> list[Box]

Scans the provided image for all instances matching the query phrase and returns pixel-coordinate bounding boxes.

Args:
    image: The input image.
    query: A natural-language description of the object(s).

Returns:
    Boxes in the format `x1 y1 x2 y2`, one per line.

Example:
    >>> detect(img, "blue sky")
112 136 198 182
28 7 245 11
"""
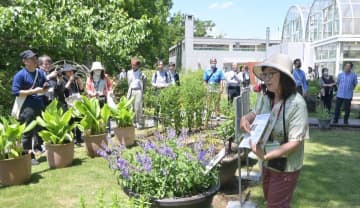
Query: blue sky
171 0 314 39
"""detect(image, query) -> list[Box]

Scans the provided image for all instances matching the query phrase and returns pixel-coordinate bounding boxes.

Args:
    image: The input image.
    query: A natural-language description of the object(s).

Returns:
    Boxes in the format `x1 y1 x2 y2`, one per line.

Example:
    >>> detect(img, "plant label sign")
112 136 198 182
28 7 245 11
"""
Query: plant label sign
204 147 226 174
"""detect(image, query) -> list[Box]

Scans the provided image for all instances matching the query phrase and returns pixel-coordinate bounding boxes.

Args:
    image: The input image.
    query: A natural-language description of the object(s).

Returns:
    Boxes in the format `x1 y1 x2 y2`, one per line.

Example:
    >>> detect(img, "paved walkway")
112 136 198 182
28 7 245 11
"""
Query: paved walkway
309 117 360 128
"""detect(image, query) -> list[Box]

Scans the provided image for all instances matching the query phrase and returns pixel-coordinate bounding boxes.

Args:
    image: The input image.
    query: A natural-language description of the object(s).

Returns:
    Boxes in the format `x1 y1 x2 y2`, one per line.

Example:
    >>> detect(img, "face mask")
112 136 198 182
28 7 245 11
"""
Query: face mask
211 64 216 69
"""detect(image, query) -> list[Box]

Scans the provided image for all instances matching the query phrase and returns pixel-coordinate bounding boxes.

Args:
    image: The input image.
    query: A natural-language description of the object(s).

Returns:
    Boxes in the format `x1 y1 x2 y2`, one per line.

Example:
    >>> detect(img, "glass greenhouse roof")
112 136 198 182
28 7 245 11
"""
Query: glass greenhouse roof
282 5 310 42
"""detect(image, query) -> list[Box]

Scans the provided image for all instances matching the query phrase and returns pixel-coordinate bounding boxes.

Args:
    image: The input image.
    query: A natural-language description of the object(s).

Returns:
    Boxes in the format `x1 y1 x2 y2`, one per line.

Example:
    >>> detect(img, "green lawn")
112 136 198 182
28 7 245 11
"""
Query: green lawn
245 129 360 208
1 129 360 208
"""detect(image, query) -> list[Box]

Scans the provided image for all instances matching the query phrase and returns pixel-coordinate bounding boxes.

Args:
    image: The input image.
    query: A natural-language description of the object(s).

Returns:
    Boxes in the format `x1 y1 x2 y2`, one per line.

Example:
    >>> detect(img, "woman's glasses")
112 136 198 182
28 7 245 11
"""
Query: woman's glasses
260 71 278 80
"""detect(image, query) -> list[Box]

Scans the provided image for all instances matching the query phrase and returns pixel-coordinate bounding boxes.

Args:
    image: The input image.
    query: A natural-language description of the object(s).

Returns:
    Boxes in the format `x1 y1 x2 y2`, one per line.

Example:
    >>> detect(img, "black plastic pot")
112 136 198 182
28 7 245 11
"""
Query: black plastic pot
318 118 331 129
125 181 220 208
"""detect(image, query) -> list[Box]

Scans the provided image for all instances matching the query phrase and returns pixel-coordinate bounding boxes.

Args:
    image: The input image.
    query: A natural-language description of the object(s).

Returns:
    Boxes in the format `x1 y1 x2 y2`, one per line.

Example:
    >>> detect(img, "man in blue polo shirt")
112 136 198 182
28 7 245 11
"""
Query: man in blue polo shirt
12 49 48 165
333 62 358 124
292 58 308 96
203 58 225 120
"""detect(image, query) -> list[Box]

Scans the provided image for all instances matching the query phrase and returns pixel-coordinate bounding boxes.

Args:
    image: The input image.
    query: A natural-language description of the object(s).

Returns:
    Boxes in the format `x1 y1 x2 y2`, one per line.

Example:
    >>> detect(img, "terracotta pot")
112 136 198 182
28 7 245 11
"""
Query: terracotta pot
219 153 238 186
46 142 74 169
113 126 135 147
0 154 31 186
83 133 107 158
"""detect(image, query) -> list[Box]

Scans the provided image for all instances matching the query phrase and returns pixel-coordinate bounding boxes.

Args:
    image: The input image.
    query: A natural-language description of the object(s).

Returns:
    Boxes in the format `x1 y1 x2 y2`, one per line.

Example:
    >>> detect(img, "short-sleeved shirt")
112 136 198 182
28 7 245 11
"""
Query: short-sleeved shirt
336 71 358 99
254 93 309 172
203 68 225 84
12 67 47 110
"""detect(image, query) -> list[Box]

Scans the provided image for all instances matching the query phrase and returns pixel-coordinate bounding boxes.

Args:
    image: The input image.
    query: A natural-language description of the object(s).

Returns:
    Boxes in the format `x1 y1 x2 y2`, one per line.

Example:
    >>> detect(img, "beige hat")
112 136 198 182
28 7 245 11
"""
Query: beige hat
253 53 295 85
90 61 104 71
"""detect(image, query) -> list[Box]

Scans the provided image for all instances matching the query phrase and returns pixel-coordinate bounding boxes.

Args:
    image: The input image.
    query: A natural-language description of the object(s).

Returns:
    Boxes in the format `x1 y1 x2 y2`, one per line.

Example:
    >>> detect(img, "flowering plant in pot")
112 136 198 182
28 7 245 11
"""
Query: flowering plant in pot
0 116 31 185
73 96 111 157
28 100 82 168
99 129 219 208
109 96 135 147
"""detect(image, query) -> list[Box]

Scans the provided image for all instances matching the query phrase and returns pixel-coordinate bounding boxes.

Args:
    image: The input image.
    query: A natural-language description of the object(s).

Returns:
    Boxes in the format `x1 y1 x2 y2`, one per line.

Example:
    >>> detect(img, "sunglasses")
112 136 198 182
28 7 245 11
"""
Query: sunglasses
259 71 278 80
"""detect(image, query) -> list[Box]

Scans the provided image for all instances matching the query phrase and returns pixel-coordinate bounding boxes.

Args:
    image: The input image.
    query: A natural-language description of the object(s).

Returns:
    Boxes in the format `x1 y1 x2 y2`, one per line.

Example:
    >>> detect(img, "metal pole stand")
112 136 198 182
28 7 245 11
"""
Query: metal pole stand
227 91 257 208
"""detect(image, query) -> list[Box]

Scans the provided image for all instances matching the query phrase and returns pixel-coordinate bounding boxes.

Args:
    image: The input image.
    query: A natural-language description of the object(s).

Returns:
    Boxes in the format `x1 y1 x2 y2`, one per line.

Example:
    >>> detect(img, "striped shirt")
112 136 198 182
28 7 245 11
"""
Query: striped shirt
336 71 358 99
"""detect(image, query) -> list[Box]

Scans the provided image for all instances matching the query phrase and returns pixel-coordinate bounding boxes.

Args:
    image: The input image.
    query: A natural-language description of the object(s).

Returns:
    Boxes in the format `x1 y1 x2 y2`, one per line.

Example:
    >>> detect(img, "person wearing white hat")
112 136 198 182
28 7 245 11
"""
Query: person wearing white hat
86 61 112 107
240 54 309 208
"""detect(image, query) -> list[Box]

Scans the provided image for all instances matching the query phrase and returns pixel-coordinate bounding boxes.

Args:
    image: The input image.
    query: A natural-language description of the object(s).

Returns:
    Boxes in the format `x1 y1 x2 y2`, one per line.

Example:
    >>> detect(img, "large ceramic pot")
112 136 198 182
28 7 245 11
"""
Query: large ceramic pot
0 154 31 186
83 133 107 158
46 142 74 169
125 181 220 208
318 118 331 129
113 126 135 147
219 153 238 187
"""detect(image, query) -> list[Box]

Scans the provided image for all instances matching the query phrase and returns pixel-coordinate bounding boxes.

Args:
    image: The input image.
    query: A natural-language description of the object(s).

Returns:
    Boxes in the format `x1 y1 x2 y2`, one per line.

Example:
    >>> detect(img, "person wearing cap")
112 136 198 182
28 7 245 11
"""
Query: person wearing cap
292 58 308 96
11 49 49 165
86 61 112 107
240 54 309 208
127 57 146 129
62 63 84 144
203 57 225 121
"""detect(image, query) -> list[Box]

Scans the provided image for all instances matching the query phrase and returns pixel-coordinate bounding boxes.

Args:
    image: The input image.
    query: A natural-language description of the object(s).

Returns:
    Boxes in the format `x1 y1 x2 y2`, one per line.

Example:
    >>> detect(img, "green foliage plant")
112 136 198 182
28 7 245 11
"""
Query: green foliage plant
316 103 332 120
98 129 218 205
73 96 111 135
29 100 82 144
110 97 134 128
307 80 320 96
0 117 26 160
157 86 182 133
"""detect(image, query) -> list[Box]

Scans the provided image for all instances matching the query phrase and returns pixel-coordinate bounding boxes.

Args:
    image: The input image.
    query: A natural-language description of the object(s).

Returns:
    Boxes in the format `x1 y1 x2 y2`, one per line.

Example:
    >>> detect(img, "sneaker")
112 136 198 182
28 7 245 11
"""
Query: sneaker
31 158 40 166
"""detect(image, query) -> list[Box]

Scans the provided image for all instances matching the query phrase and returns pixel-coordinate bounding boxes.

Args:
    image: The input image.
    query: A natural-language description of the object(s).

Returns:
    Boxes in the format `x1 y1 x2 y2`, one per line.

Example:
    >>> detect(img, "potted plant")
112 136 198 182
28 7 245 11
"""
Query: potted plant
98 129 220 208
316 104 332 129
73 96 111 157
306 80 320 112
0 117 31 185
110 97 135 147
28 100 82 168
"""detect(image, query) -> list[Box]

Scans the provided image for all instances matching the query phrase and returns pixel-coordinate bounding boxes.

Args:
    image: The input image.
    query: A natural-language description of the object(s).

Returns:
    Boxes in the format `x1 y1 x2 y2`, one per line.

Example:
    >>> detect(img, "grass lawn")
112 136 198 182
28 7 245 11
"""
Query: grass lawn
1 129 359 208
245 129 360 208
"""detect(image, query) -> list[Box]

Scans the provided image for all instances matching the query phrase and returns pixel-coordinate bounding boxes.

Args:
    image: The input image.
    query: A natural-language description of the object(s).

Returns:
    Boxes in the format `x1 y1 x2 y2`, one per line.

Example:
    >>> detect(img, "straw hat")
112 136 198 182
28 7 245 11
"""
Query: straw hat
253 53 295 85
90 61 104 71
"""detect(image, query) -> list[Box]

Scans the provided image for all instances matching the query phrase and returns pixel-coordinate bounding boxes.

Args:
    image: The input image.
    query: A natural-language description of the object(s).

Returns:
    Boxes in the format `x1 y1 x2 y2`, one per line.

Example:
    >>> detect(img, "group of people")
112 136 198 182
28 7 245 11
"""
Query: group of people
292 58 358 124
11 49 116 165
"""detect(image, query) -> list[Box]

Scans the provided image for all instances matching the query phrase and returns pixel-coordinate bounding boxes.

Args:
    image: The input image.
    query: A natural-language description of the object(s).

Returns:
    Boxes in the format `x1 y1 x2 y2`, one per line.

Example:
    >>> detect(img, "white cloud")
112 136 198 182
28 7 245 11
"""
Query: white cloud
209 1 233 9
220 1 233 9
209 2 219 9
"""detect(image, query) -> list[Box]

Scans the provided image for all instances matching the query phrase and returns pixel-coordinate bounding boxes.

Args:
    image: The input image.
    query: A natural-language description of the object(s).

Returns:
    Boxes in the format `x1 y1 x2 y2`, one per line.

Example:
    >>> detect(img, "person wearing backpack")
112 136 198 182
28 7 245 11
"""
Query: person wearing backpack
151 60 172 122
203 58 225 121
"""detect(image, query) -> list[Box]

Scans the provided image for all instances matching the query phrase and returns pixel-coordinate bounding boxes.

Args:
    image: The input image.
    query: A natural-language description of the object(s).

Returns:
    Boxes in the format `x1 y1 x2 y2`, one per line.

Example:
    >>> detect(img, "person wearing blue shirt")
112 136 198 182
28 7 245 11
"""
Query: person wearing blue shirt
203 58 225 120
292 59 308 96
333 62 358 124
11 50 48 165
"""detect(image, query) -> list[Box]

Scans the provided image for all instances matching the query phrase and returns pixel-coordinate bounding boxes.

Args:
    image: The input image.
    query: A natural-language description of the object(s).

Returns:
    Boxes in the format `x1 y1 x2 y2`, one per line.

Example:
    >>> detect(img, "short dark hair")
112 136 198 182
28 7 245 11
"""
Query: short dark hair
344 61 353 68
321 67 328 74
293 58 301 65
262 67 297 100
169 62 175 67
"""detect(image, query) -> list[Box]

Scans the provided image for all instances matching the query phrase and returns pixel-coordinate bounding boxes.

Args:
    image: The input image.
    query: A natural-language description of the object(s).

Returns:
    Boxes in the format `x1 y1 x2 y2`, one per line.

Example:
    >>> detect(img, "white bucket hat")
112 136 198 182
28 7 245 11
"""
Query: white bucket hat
253 53 296 86
90 61 104 71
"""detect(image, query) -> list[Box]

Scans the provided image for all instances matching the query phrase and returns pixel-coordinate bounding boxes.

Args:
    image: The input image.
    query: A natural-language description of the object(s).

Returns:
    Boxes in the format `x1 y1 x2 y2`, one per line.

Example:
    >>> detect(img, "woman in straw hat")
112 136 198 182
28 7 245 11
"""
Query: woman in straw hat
86 61 112 107
240 54 309 208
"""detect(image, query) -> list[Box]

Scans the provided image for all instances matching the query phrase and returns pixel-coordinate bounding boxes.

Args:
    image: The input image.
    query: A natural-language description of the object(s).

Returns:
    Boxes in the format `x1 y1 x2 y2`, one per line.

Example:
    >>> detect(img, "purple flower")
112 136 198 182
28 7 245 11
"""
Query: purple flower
143 140 156 151
158 145 176 159
135 152 152 173
166 128 176 139
197 150 207 165
155 131 165 141
117 158 130 179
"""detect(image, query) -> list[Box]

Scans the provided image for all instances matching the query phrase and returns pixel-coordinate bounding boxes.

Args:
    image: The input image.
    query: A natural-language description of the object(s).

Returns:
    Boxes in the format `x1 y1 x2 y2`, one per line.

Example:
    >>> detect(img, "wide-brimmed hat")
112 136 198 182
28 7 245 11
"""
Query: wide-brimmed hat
90 61 104 71
253 53 295 85
62 63 76 72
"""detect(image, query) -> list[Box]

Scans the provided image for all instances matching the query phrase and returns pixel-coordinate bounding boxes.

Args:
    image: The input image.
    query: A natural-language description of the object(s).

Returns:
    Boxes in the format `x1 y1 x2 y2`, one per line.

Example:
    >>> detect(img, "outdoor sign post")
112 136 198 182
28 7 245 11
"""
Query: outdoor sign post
227 88 257 208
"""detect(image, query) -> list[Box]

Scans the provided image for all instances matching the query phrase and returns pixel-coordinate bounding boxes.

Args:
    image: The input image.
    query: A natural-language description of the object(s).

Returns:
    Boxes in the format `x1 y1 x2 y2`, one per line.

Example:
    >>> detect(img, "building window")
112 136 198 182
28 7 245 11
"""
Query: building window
193 44 229 51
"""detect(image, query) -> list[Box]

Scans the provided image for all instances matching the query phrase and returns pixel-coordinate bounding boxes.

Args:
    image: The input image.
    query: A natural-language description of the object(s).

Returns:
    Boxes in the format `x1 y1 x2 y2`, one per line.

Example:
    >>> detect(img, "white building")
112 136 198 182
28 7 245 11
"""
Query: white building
269 0 360 77
168 15 280 73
